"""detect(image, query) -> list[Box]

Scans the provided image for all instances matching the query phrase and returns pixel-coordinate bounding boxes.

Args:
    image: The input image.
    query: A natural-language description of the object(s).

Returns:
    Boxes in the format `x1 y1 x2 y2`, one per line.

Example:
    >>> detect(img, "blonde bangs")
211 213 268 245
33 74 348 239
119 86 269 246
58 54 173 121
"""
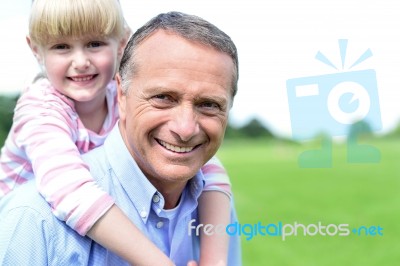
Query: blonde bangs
29 0 124 45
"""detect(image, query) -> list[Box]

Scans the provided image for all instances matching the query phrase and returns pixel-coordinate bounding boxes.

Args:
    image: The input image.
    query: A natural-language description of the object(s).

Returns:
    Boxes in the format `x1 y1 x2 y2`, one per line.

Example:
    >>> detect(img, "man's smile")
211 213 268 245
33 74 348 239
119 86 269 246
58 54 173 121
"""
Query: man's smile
157 139 198 153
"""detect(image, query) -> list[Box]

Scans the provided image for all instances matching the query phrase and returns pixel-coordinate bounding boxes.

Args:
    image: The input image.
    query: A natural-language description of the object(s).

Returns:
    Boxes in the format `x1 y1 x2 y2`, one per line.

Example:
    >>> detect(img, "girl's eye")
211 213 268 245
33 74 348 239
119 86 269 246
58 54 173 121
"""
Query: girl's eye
52 44 69 50
88 41 103 48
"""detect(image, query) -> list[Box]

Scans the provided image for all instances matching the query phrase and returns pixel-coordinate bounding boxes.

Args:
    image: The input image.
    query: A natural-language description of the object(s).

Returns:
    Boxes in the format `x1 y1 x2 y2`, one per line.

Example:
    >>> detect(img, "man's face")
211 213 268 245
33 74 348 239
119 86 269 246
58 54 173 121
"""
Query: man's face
117 30 234 188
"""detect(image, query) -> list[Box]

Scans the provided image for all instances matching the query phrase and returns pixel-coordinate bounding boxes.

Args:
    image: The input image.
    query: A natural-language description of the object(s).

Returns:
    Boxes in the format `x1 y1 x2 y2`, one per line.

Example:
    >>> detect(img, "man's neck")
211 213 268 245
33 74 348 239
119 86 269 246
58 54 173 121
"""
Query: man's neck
153 180 187 209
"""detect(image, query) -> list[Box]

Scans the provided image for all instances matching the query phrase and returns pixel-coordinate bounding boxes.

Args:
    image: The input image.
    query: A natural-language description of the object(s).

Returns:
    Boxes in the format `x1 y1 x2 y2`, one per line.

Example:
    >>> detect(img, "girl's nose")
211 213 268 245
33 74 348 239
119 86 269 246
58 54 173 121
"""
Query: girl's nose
71 51 90 70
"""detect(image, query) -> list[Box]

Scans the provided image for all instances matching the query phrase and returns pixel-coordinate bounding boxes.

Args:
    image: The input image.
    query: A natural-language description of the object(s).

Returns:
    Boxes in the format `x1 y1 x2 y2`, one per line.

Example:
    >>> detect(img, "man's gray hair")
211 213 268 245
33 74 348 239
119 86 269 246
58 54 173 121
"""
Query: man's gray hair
119 11 239 98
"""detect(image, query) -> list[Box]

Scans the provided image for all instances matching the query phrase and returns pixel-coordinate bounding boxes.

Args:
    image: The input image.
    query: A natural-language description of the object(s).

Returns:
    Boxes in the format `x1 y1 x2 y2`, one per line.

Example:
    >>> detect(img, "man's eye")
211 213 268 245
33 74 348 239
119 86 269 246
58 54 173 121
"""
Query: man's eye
154 94 169 100
150 94 175 108
198 101 222 115
200 101 220 109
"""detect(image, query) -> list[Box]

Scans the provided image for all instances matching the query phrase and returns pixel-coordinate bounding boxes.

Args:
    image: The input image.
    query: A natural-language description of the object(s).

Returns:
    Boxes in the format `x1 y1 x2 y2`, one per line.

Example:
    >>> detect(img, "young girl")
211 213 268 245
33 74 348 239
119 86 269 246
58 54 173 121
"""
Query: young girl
0 0 232 265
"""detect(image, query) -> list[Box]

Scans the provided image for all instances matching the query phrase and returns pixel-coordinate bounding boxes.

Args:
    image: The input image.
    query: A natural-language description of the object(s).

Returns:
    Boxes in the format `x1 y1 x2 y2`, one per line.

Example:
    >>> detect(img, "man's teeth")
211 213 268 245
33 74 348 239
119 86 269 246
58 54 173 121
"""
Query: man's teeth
159 140 194 153
71 76 93 82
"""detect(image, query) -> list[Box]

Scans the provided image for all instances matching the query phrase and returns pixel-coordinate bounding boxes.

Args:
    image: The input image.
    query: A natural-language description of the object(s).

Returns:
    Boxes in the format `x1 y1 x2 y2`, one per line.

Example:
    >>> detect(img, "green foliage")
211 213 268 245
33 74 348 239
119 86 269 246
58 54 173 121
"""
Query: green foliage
0 95 18 146
240 118 274 138
217 138 400 266
225 117 274 139
348 119 374 139
385 122 400 138
224 124 246 139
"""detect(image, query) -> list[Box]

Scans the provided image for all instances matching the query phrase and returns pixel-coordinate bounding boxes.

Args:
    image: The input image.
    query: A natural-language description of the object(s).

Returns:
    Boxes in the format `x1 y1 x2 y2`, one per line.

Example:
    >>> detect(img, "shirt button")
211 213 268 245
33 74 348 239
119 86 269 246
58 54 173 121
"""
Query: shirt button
152 194 160 203
140 210 147 219
156 221 164 229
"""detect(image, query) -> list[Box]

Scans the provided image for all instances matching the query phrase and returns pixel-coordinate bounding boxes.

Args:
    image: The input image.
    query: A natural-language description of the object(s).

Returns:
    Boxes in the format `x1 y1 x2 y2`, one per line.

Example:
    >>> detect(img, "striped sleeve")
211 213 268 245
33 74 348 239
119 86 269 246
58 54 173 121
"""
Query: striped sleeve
200 155 232 198
11 84 114 235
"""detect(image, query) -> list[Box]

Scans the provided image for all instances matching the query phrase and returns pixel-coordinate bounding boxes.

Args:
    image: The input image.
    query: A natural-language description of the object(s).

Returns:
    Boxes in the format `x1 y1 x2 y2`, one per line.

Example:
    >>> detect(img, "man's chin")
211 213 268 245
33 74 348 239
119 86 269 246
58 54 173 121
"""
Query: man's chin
159 165 200 182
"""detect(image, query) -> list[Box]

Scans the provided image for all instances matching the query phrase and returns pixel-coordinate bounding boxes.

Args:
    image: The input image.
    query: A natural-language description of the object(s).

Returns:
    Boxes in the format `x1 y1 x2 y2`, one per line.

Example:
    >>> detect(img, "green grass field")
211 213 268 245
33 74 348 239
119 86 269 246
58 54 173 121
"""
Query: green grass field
217 137 400 265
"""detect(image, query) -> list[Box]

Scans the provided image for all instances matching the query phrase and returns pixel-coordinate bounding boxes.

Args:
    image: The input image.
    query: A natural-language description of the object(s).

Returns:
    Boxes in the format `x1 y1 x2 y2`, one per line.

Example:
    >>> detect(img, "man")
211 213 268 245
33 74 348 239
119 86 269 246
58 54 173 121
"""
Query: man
0 12 240 265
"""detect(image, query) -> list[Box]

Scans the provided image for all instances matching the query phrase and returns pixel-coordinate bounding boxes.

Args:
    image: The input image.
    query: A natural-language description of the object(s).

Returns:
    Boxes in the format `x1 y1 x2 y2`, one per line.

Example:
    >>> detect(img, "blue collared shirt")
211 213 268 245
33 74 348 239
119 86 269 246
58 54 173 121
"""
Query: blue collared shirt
0 125 241 266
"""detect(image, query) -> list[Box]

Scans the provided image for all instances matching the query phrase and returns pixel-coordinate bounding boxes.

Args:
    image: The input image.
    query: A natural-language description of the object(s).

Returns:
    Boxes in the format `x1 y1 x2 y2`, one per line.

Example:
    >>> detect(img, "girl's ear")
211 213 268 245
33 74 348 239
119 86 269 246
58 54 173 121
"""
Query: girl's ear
26 36 43 64
117 39 125 63
118 24 132 61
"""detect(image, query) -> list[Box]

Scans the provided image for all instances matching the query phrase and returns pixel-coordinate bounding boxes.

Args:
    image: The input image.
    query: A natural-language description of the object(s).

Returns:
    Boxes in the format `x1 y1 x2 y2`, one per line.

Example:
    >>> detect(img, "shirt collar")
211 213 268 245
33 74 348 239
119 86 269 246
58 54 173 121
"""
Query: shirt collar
103 124 204 223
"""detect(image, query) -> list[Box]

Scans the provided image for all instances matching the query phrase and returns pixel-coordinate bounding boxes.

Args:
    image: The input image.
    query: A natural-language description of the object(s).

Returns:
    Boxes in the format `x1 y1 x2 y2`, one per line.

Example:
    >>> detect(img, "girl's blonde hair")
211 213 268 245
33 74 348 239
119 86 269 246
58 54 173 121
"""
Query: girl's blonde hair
29 0 125 46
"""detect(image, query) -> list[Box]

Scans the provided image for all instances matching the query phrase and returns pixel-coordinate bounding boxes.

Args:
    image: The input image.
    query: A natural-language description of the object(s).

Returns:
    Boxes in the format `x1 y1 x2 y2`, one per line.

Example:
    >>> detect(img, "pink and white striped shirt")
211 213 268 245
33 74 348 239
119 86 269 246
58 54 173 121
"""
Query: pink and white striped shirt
0 78 231 235
0 78 118 234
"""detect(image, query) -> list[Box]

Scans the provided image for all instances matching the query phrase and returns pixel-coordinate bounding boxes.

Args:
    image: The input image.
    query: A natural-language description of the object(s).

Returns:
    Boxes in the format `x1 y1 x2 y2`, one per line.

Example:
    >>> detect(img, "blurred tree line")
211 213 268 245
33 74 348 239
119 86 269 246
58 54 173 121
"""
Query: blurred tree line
0 95 18 146
1 94 400 147
225 118 275 139
0 94 276 146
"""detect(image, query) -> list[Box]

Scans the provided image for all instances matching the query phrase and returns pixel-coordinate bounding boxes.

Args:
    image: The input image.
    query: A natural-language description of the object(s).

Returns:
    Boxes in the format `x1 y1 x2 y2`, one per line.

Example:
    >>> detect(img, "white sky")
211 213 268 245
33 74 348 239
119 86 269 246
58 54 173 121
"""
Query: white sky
1 0 400 138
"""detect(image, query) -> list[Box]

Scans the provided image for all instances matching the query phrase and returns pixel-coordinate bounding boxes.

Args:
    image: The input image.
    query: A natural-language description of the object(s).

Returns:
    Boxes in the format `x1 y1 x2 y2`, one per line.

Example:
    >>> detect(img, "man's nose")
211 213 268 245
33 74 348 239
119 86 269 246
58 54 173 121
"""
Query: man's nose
170 105 200 142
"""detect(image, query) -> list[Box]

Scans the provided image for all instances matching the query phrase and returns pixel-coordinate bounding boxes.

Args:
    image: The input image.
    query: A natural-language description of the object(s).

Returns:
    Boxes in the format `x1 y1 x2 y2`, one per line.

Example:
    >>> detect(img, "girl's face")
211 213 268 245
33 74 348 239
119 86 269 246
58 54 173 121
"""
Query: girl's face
31 35 123 104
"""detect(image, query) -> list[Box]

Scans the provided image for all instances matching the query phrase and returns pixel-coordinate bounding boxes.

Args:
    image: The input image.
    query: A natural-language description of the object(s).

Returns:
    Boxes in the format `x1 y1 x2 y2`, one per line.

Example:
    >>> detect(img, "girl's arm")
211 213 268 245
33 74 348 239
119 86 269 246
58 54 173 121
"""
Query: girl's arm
198 191 230 266
88 205 174 266
16 88 173 265
199 156 232 266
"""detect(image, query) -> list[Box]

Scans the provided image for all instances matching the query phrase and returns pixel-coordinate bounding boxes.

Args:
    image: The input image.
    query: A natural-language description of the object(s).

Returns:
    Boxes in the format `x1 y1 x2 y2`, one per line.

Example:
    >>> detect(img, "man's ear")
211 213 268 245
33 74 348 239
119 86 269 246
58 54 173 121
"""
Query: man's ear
116 73 127 122
26 36 43 64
